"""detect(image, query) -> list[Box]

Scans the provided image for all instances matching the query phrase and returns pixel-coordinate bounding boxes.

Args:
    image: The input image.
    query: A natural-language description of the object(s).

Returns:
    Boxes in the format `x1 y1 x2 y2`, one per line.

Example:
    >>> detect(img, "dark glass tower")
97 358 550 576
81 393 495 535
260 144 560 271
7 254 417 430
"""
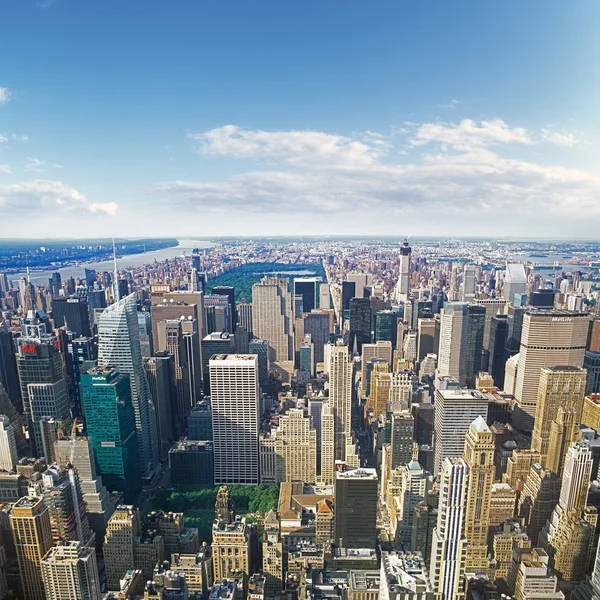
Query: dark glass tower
0 322 22 411
51 296 92 337
349 298 372 352
488 314 508 388
465 304 485 386
374 310 398 348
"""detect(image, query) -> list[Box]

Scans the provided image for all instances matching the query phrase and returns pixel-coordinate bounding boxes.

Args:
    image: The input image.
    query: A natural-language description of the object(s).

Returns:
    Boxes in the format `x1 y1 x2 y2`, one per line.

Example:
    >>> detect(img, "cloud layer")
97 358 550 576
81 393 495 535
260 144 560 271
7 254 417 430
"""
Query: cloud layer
152 119 595 224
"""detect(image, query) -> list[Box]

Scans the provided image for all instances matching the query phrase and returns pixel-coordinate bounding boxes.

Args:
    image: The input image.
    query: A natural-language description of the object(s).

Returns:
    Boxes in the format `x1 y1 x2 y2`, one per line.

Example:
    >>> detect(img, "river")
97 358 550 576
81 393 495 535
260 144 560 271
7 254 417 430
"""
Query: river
11 238 214 285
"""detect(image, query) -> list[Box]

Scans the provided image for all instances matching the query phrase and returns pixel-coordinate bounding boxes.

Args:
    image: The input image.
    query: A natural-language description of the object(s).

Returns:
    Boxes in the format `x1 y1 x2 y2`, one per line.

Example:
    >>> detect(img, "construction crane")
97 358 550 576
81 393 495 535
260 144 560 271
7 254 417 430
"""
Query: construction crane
67 419 85 544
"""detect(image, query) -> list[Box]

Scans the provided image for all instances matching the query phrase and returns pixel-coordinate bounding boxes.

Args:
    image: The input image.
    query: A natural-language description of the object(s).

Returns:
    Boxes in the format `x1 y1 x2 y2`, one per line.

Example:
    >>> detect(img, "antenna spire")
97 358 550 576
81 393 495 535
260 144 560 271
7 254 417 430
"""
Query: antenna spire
112 237 120 302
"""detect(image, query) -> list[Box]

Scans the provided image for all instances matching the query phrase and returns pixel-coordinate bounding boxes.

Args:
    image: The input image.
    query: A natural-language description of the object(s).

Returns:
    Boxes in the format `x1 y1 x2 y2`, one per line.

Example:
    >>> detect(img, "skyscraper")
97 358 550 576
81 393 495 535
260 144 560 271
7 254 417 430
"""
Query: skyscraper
328 342 352 461
395 240 412 303
0 321 22 411
503 264 527 304
97 293 159 480
349 298 372 352
0 415 17 472
51 296 92 337
42 540 101 600
333 465 378 549
303 311 331 364
10 496 53 600
531 366 586 472
104 505 141 590
465 304 485 386
510 309 589 430
81 367 141 502
430 458 468 600
212 286 236 333
320 402 335 485
252 277 294 379
249 339 269 392
210 354 260 484
488 314 508 388
463 417 494 571
319 283 331 310
461 265 477 302
294 278 318 314
438 302 469 385
144 355 175 460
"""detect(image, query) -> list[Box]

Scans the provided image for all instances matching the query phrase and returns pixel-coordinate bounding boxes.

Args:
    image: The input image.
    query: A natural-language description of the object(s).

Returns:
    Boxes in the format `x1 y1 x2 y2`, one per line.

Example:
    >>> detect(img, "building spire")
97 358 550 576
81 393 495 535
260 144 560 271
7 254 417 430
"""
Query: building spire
112 237 119 302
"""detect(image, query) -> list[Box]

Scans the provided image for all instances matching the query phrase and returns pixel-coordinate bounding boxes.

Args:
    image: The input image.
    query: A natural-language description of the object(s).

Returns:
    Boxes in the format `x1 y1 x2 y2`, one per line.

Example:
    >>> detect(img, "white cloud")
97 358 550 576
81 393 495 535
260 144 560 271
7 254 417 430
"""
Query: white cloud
0 134 7 143
187 125 383 168
25 158 62 172
410 118 534 149
149 121 600 225
0 180 117 216
12 134 28 143
0 165 11 174
541 128 579 147
0 88 11 105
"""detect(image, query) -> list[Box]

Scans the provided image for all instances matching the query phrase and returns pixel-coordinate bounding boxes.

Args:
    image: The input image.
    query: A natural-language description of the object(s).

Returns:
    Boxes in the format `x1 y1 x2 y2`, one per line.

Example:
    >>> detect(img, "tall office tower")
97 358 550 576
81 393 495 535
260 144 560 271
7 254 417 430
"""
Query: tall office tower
395 460 429 545
156 320 191 435
461 265 477 302
462 417 495 571
505 304 525 361
303 311 331 364
15 317 64 429
10 496 53 600
0 321 22 411
438 302 469 385
42 540 101 600
144 356 175 460
262 510 283 593
186 399 213 440
328 343 352 461
201 332 235 392
238 302 253 334
349 298 372 351
82 367 141 503
584 351 600 395
430 458 468 600
472 298 508 355
248 339 269 392
333 465 378 549
510 309 589 430
204 294 230 333
488 314 508 388
54 436 118 548
375 310 398 347
395 240 412 303
319 283 331 310
433 389 488 475
390 410 415 469
212 286 236 333
98 293 159 480
0 272 8 294
273 408 317 482
347 273 371 298
540 443 595 582
66 336 97 419
137 312 152 357
531 366 586 471
0 383 26 456
294 278 318 314
151 289 204 349
403 330 418 361
104 505 141 590
361 341 392 392
504 264 527 305
465 304 485 386
51 296 91 337
320 403 335 484
299 339 315 377
519 464 561 545
0 415 17 472
417 318 436 361
28 379 70 454
252 277 294 378
210 355 260 484
341 280 356 322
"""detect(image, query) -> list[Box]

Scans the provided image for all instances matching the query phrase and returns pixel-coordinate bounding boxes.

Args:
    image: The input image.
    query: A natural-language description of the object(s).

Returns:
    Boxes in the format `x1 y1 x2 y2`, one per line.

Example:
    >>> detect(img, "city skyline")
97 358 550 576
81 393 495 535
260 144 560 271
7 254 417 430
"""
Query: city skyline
1 1 600 237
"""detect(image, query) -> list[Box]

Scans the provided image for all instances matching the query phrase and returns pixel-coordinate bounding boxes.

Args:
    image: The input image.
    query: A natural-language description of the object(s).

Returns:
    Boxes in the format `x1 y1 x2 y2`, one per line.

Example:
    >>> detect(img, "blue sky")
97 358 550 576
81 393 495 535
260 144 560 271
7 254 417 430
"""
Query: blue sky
1 0 599 238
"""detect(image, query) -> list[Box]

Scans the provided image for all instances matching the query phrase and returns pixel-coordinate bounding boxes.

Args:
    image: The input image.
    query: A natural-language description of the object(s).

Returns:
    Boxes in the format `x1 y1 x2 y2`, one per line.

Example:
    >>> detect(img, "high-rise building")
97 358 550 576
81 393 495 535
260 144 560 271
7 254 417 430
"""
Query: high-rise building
51 296 91 337
375 310 398 348
81 366 141 502
10 496 53 600
212 516 252 580
319 283 331 310
333 465 378 549
395 241 412 303
360 341 393 392
104 505 141 590
433 389 488 475
0 415 18 472
201 332 235 394
328 343 352 461
438 302 469 385
42 540 101 600
349 298 372 351
430 458 468 600
144 355 175 460
238 303 253 334
320 402 335 485
212 286 236 333
0 321 22 412
210 354 260 484
488 314 508 388
461 265 477 302
465 304 485 386
417 318 436 361
66 336 97 419
28 379 70 454
248 339 269 392
303 311 331 364
504 264 527 305
395 460 430 545
98 293 159 480
510 309 589 430
294 278 318 314
462 417 494 571
584 351 600 395
272 408 316 483
252 277 294 379
531 366 586 472
0 382 26 457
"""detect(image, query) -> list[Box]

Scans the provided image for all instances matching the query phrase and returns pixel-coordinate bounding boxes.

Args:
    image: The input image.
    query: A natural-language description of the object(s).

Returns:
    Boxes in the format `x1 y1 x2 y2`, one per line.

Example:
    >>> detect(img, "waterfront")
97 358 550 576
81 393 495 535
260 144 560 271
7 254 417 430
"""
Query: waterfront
11 239 214 285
